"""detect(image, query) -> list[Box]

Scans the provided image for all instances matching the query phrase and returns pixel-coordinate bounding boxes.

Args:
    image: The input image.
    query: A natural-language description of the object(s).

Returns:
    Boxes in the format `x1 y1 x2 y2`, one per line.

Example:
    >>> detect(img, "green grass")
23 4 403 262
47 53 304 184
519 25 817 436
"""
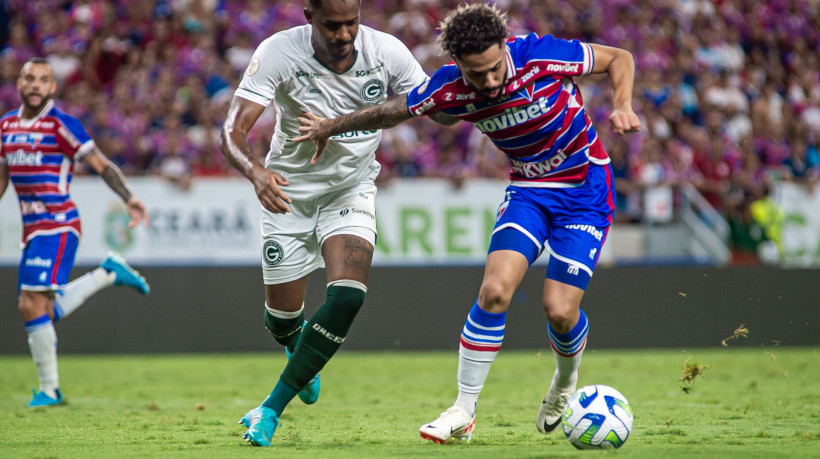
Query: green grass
1 348 818 458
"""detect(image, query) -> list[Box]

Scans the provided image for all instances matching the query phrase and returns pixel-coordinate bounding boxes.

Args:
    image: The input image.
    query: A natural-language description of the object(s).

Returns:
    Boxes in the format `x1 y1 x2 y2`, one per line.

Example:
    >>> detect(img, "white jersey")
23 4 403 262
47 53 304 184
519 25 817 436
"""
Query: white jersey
236 24 428 200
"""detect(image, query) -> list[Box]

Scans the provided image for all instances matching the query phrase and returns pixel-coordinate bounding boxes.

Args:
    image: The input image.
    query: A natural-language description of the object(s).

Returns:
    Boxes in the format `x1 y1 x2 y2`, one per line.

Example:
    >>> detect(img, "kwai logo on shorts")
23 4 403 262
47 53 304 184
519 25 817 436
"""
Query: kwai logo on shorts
360 79 385 102
263 240 284 267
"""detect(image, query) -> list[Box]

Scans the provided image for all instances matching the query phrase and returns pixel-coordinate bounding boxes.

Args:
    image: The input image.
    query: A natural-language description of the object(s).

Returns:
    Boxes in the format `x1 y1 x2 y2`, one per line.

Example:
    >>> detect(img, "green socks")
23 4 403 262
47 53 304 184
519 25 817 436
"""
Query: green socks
262 281 366 414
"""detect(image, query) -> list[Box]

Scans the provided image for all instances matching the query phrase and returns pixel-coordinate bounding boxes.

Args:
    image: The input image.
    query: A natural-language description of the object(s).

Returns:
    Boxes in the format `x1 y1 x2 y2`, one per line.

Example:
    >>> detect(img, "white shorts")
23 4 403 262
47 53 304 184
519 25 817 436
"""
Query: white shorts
260 181 377 285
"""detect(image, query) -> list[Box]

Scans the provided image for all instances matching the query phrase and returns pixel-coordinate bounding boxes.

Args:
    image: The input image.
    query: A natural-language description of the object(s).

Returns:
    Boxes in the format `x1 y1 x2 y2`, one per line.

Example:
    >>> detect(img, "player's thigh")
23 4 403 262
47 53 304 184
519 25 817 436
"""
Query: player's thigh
316 182 377 284
321 233 374 284
18 232 78 293
260 206 323 289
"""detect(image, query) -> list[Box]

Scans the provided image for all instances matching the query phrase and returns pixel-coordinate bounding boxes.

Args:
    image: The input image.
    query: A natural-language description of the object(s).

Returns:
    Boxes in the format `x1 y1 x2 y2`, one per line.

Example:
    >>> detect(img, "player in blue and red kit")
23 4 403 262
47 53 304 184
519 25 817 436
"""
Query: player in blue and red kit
295 3 641 443
0 58 151 407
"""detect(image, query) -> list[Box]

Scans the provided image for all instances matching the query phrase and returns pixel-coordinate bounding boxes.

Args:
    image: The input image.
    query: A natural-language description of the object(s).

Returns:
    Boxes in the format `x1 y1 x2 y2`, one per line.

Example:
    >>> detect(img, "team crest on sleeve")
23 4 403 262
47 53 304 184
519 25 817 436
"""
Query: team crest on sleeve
263 240 284 267
246 57 260 76
360 79 385 102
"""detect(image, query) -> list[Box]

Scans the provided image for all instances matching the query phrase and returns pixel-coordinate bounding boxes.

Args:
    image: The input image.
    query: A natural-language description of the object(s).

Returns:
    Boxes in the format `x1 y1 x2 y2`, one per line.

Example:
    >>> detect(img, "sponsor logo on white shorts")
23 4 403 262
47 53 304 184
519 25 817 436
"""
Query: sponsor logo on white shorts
340 207 375 220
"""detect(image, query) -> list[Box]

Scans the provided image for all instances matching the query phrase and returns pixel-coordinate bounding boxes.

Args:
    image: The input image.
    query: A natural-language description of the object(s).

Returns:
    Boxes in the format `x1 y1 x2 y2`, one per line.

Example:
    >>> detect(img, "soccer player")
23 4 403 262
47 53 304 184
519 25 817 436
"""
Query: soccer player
219 0 451 447
295 3 641 443
0 57 150 407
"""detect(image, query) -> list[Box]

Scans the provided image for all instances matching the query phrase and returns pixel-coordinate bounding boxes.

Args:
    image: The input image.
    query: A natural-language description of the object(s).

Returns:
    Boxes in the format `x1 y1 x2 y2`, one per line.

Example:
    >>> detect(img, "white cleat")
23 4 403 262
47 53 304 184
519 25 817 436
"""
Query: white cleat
419 405 476 444
536 371 577 434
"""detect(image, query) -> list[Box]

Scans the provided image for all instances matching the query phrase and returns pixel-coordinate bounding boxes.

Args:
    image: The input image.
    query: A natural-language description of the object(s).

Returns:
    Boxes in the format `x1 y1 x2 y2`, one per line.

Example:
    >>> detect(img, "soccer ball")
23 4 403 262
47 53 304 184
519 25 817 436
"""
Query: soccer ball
561 384 633 449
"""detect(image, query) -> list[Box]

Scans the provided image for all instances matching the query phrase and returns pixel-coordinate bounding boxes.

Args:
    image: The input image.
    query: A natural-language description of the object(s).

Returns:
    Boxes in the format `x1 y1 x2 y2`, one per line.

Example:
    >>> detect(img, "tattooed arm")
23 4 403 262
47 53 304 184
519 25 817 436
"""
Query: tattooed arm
294 96 415 164
83 149 149 228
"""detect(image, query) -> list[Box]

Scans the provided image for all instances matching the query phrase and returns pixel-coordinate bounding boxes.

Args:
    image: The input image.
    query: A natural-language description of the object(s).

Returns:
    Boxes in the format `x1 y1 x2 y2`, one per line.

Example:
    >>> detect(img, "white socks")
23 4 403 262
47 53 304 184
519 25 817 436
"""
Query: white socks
26 317 59 397
54 268 115 320
454 302 506 416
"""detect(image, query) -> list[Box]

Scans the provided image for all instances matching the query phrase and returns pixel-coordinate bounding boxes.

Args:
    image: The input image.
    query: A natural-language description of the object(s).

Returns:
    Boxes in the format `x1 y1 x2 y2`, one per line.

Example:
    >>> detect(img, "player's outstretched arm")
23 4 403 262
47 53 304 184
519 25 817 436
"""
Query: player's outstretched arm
220 96 292 214
588 43 641 136
83 149 149 228
295 96 414 164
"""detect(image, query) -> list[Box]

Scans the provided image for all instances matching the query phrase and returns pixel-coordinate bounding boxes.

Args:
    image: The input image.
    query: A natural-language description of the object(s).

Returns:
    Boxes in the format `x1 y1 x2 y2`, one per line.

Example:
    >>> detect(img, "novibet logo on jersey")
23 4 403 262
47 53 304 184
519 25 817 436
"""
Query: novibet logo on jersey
360 79 385 102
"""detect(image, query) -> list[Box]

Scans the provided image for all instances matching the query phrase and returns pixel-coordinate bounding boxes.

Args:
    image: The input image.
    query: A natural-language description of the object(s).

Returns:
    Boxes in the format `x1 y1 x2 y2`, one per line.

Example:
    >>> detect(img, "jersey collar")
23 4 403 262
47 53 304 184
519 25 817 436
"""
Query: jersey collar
18 99 55 128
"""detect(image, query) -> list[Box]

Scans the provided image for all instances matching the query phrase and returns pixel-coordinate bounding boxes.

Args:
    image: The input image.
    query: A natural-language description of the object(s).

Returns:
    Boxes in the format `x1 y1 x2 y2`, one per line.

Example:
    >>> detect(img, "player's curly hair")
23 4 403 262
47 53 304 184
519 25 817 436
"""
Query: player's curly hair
438 3 509 59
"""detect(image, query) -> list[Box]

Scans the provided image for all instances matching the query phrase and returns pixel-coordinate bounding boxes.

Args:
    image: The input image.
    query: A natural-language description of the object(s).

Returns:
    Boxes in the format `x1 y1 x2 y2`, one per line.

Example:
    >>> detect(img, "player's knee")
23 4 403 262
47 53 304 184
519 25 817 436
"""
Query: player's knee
17 297 31 317
17 293 46 320
543 302 577 334
477 279 513 312
264 308 304 347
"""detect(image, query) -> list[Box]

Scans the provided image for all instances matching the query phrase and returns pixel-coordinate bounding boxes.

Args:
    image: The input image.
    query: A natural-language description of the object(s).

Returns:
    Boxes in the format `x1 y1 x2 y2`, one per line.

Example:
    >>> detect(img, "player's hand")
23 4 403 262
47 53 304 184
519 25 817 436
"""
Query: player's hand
294 112 330 165
609 108 641 135
126 196 150 228
249 166 292 214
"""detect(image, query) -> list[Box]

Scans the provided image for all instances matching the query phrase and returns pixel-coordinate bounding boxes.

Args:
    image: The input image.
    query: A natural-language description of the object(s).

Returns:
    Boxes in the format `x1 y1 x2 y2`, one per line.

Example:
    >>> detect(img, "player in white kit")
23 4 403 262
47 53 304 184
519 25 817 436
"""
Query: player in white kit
219 0 449 447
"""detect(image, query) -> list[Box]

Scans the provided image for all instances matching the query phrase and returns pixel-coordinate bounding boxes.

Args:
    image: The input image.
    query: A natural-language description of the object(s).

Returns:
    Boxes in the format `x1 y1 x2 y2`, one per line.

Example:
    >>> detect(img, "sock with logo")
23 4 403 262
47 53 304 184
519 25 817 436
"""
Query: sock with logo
261 281 366 414
25 314 59 397
548 308 588 388
454 301 505 417
264 303 304 353
53 268 115 322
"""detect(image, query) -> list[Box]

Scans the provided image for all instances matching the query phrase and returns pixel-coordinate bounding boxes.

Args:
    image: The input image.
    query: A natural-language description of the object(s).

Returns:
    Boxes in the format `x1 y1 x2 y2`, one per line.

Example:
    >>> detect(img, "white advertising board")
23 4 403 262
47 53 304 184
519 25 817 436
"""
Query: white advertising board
0 177 513 266
778 182 820 267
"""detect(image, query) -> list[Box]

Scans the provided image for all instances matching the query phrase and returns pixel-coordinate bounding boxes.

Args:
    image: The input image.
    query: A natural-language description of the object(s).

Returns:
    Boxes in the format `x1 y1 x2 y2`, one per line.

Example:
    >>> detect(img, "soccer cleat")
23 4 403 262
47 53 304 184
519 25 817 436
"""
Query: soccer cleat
239 406 279 447
286 346 321 405
101 252 150 295
28 388 64 407
536 371 577 434
419 405 476 444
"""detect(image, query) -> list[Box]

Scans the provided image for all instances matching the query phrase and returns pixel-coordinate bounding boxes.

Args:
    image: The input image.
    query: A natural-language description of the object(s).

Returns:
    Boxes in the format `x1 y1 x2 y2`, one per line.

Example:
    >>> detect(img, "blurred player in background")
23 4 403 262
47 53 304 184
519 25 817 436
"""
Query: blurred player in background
219 0 453 447
0 57 150 407
295 3 641 443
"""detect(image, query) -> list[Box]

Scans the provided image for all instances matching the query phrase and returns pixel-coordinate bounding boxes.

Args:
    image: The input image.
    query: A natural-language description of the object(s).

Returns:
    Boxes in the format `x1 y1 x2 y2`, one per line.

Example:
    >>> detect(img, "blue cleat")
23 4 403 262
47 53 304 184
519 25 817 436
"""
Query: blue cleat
239 406 279 447
286 346 321 405
101 252 150 295
28 388 63 407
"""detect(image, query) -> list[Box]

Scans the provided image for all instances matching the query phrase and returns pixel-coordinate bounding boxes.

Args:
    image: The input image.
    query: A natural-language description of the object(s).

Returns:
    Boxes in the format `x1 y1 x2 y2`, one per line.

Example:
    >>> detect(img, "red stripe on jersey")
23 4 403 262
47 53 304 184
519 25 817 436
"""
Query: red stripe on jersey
13 184 63 194
588 138 607 161
511 163 589 184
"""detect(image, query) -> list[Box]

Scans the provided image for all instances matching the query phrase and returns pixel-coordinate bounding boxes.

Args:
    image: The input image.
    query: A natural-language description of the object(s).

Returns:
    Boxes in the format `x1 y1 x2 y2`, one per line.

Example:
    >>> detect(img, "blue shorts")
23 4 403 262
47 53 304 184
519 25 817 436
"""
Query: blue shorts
18 232 79 293
488 164 615 290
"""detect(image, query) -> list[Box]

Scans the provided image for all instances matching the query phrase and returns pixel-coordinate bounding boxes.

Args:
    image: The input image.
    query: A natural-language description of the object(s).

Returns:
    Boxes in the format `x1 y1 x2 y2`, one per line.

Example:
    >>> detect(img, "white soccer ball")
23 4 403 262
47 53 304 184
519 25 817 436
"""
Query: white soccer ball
561 384 633 449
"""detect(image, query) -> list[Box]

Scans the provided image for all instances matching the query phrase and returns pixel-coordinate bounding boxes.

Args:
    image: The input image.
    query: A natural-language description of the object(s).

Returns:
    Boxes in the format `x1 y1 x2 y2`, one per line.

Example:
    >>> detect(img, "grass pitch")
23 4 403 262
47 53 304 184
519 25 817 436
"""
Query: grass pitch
1 347 818 458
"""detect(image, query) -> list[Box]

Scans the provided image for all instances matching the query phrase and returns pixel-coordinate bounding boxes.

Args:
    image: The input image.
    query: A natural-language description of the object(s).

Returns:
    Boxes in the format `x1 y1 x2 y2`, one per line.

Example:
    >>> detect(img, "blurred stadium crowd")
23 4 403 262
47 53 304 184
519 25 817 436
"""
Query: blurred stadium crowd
1 1 818 231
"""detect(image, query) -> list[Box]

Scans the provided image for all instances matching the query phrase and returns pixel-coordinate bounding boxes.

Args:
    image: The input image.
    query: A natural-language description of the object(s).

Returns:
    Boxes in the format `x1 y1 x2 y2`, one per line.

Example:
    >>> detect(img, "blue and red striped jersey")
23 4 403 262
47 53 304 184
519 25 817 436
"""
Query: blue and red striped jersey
0 100 95 245
407 33 608 188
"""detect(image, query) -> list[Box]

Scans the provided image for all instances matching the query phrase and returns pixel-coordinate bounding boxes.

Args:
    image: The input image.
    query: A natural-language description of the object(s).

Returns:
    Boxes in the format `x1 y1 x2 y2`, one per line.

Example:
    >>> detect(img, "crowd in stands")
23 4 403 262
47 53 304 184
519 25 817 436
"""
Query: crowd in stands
1 0 818 262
